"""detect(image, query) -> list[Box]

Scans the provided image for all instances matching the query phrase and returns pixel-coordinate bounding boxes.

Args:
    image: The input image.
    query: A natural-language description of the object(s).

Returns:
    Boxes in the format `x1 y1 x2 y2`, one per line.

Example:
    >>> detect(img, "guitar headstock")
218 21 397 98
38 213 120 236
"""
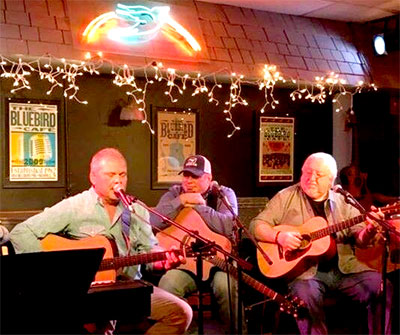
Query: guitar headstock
276 293 307 319
382 201 400 218
184 247 216 259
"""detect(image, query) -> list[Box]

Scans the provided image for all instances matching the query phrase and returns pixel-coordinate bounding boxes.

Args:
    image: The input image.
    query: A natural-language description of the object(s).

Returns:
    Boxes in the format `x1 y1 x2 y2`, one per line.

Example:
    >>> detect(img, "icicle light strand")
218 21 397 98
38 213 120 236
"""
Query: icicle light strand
0 54 376 137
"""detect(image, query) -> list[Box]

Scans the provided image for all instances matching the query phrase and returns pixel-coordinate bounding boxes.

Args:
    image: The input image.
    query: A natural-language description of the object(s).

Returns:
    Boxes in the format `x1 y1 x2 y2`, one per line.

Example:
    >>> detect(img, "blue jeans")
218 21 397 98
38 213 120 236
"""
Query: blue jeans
158 269 238 332
289 270 392 335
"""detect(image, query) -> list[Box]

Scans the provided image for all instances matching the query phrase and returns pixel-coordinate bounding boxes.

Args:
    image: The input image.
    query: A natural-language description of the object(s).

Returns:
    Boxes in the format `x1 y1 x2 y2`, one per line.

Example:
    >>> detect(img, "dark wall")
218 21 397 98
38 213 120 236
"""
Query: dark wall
1 72 334 210
354 89 400 198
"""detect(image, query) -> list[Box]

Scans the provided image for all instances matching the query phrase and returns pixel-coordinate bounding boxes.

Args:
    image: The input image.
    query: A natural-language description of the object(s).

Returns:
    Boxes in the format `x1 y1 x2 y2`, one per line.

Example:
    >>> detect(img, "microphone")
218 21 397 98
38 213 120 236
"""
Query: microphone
210 180 222 195
331 184 353 198
113 184 135 212
210 181 236 215
331 184 365 211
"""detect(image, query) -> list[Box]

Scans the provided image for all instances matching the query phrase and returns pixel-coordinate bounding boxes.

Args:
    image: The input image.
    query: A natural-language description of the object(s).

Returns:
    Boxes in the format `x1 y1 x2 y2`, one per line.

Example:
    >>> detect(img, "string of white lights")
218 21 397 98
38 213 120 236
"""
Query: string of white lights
0 54 377 137
257 64 285 113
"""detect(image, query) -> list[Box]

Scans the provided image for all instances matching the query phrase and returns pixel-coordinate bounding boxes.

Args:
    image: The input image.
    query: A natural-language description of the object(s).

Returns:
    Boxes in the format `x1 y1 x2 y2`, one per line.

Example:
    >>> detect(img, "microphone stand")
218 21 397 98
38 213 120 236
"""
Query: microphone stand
340 192 400 334
127 194 253 270
129 194 253 335
215 189 273 335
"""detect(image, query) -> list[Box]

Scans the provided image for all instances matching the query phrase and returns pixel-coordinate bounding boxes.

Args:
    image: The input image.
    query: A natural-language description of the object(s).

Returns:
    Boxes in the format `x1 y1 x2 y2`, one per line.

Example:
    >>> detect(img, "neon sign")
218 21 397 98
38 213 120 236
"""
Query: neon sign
82 4 201 53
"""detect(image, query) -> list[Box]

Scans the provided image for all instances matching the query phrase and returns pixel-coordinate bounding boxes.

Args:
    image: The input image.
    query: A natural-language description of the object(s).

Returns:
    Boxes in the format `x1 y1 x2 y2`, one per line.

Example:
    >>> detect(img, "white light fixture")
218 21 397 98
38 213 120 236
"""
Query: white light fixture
120 98 144 121
373 34 387 56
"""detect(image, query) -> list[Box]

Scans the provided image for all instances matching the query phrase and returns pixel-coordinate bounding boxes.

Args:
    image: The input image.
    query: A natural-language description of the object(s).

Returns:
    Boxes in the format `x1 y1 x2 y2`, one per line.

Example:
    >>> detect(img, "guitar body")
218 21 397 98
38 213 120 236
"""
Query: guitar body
356 219 400 273
257 217 335 279
41 234 117 284
156 207 231 280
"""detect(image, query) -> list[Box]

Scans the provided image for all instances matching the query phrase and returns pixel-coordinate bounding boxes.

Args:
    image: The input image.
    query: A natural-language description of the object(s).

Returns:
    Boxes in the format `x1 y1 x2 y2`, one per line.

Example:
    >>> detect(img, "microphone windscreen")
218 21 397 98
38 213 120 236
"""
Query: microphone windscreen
210 180 220 193
113 184 124 193
331 184 343 192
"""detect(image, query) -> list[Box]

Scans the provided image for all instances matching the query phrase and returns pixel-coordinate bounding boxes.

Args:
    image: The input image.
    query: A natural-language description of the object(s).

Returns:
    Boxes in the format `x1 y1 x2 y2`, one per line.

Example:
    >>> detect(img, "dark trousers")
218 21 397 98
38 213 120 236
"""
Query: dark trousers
289 270 393 335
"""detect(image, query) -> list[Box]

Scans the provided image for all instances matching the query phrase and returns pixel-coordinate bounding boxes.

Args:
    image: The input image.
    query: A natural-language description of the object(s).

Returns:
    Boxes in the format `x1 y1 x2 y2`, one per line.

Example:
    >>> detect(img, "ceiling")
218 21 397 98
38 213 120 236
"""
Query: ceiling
197 0 400 23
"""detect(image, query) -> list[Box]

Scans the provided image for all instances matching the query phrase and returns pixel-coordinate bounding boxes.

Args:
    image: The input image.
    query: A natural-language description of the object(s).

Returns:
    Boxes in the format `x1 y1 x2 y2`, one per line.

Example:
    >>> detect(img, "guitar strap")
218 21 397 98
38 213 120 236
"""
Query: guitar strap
205 188 218 211
121 208 131 250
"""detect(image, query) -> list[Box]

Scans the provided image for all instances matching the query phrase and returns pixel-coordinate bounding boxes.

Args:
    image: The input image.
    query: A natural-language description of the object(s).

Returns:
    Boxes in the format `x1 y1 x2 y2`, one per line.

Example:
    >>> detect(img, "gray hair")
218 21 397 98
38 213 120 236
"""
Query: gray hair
304 152 338 178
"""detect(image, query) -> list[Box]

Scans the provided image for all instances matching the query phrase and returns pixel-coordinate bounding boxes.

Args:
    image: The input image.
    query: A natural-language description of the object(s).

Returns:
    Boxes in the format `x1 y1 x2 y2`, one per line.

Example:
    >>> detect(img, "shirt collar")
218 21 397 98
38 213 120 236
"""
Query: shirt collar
88 186 124 210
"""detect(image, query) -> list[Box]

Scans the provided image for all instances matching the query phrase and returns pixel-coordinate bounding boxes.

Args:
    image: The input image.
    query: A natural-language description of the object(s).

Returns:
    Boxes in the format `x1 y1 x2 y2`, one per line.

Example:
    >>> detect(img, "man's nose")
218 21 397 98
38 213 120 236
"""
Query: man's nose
113 175 124 184
309 172 318 181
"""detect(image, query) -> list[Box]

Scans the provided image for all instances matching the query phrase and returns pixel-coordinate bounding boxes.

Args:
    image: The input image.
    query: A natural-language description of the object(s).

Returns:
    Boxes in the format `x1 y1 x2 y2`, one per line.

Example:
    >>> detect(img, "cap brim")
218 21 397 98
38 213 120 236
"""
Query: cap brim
178 167 204 177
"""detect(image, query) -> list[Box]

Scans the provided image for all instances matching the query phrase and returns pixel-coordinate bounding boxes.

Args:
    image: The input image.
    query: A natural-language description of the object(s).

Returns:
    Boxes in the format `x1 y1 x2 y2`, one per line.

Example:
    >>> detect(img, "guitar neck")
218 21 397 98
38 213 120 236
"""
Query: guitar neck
207 257 281 302
99 251 170 271
310 213 366 241
310 203 400 241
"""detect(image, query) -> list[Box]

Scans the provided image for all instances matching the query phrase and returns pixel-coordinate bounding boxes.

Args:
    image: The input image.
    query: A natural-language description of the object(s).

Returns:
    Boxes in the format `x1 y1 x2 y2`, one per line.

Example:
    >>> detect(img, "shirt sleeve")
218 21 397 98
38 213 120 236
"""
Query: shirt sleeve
150 186 183 230
193 186 238 240
10 198 75 253
249 191 284 235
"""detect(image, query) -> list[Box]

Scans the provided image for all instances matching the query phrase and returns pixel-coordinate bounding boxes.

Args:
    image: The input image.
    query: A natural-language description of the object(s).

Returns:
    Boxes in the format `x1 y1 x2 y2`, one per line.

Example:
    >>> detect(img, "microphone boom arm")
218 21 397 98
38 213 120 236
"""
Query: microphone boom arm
213 183 273 265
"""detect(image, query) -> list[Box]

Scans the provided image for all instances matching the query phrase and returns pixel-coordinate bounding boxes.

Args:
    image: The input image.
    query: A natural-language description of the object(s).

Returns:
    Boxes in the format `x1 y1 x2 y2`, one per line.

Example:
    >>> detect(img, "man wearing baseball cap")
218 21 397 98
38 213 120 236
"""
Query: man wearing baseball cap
150 154 241 333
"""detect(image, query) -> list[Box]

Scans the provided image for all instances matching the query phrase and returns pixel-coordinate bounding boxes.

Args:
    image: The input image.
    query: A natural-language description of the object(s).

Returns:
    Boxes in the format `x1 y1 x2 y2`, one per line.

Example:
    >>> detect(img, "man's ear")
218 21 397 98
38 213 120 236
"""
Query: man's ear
89 171 95 186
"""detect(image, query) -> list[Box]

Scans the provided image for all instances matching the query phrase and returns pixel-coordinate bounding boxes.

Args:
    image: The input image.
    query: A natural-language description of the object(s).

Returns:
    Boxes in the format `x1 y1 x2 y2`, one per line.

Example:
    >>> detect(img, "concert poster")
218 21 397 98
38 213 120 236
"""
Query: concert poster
259 116 294 183
8 102 58 181
155 108 197 185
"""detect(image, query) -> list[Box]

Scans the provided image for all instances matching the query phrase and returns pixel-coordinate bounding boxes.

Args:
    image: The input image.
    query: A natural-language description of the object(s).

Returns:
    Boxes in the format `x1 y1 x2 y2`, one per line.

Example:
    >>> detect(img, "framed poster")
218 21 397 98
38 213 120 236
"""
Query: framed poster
258 116 294 184
151 107 198 189
3 98 65 188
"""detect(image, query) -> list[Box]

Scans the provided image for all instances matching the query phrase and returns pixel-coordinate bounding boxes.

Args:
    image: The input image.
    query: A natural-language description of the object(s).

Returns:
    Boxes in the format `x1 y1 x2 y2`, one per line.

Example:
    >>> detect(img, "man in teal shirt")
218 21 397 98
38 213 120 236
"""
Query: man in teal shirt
10 147 192 334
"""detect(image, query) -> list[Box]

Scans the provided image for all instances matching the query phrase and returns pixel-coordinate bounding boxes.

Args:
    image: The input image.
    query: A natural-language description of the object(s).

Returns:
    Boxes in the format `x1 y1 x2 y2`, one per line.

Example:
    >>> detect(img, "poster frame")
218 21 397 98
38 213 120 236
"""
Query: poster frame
257 115 295 185
151 106 198 190
2 98 65 188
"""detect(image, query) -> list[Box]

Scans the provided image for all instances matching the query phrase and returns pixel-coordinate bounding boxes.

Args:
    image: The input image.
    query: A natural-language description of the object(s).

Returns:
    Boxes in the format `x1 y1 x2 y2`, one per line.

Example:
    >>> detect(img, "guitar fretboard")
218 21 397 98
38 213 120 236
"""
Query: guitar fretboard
310 214 366 241
99 251 172 271
310 203 400 241
208 257 279 302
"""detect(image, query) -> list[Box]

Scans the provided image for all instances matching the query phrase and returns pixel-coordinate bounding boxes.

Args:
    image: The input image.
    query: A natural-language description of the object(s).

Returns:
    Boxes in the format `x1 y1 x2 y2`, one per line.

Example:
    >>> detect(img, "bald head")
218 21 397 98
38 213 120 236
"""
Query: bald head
90 148 126 175
89 148 128 204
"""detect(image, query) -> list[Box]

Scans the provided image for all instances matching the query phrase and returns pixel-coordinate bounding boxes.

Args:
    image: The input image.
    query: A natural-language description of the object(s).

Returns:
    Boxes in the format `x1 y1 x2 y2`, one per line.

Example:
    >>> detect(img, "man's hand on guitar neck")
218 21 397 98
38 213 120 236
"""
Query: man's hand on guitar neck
357 206 384 246
152 245 185 271
179 193 206 207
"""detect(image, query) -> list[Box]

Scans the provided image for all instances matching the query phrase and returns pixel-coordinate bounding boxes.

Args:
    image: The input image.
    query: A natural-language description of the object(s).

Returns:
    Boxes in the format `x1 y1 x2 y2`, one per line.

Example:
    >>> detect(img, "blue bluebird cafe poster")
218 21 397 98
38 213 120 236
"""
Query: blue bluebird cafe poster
9 102 58 181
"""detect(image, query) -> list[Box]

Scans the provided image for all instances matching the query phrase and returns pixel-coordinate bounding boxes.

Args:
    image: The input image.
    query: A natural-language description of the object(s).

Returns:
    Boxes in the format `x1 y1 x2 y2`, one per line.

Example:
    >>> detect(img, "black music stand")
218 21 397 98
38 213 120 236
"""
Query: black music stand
0 248 104 334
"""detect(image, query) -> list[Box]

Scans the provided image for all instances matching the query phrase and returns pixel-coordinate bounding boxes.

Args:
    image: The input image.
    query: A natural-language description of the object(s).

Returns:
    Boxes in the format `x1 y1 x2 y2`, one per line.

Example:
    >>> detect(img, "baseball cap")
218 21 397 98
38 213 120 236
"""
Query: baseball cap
179 155 212 177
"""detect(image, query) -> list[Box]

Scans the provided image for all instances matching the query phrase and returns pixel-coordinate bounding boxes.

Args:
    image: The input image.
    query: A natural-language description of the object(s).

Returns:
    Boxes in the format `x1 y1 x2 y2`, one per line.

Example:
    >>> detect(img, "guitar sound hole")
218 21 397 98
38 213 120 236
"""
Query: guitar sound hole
284 234 311 261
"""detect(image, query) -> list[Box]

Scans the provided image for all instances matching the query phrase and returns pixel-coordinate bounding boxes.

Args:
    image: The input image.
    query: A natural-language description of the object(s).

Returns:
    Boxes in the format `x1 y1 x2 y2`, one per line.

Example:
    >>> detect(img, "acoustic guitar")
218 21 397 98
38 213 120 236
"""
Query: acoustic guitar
156 207 232 280
355 217 400 273
205 255 306 318
257 202 400 279
41 234 190 285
